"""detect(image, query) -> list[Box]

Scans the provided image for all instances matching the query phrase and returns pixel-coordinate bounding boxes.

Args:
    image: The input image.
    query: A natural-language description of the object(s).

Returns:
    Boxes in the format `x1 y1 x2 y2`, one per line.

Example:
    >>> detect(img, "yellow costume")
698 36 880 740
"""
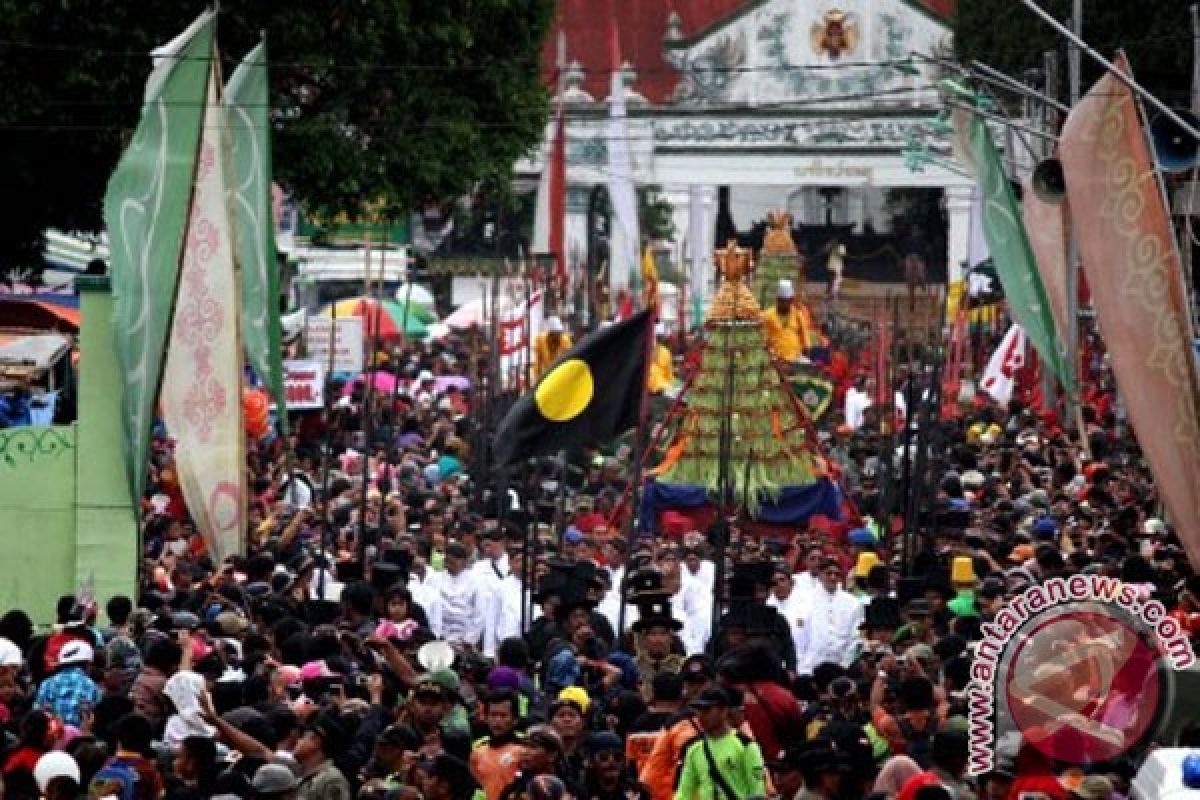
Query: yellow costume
647 343 674 393
761 303 820 362
534 332 572 380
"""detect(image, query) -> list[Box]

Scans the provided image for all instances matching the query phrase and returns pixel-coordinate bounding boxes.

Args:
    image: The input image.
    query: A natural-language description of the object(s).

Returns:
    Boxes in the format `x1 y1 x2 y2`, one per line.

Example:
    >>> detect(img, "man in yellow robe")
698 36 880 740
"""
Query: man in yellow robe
647 322 675 394
534 316 572 380
761 279 821 365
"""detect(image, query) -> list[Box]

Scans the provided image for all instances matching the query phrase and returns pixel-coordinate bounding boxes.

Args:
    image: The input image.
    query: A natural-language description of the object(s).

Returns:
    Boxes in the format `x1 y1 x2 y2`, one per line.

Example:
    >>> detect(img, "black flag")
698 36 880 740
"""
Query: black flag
493 311 653 467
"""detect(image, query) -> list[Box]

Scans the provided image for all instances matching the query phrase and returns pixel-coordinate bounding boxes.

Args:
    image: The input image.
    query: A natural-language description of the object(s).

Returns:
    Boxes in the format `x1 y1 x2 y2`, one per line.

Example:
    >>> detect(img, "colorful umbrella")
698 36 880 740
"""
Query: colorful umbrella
319 297 429 339
341 371 400 396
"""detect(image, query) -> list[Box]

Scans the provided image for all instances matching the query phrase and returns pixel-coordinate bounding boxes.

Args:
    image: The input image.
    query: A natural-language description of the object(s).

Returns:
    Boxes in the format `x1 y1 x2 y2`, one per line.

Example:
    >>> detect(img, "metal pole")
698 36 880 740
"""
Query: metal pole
358 232 384 562
1193 5 1200 115
1064 1 1082 432
316 300 340 599
1020 0 1200 142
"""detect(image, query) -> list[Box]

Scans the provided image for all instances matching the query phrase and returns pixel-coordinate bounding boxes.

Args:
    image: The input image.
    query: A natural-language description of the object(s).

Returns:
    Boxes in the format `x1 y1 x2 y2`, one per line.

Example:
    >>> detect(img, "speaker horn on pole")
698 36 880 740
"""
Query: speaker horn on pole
1031 158 1066 202
1151 109 1200 172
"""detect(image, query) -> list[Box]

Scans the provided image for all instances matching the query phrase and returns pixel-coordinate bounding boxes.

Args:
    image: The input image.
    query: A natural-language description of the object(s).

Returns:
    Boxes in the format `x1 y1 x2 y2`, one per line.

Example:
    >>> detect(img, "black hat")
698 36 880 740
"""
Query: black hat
378 724 421 750
586 731 624 755
370 561 405 592
306 599 342 627
382 548 414 571
308 711 348 756
631 598 682 633
923 573 955 600
554 589 596 622
533 572 570 605
795 741 846 775
626 568 669 603
860 597 903 631
426 754 477 797
904 598 932 617
681 654 713 683
689 685 733 709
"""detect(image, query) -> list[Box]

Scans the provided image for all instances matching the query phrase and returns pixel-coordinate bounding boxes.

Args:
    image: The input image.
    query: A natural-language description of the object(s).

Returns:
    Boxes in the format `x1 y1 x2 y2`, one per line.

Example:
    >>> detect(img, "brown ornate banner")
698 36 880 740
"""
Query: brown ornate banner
1059 53 1200 565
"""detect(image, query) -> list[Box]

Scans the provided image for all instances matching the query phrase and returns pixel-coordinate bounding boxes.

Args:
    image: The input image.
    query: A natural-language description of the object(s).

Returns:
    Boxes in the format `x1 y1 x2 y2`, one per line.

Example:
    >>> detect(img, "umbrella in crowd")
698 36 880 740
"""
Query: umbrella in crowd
320 297 431 340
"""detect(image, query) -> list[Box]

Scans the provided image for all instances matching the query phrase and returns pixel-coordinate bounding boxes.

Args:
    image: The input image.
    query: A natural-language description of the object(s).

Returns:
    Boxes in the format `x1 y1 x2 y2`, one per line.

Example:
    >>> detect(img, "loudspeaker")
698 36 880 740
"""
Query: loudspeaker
1031 159 1066 202
1151 109 1200 172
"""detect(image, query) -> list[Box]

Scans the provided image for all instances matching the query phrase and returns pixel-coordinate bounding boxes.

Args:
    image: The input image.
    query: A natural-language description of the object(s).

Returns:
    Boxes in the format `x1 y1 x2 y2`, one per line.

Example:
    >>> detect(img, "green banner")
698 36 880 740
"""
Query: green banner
103 12 215 501
226 40 286 431
790 374 835 421
955 109 1073 393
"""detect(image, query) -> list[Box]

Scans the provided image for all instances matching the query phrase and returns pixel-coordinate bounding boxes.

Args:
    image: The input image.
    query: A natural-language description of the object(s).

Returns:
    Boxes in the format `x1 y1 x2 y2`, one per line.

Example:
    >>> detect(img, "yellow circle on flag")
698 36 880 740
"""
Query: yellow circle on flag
535 359 594 421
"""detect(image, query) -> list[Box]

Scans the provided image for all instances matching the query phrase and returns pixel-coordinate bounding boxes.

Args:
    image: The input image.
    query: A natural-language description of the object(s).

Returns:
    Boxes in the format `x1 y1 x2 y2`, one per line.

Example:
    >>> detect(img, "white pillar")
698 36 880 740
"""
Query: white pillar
944 185 974 286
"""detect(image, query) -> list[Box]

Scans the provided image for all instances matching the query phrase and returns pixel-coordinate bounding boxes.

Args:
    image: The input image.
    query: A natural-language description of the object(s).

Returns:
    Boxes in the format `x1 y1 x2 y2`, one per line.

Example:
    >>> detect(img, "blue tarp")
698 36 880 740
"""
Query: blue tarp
639 477 844 531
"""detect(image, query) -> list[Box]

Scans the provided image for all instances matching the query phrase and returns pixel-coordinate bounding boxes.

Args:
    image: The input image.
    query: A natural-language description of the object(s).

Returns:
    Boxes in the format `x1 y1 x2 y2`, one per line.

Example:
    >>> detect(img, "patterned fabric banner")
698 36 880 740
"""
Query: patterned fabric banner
1022 175 1071 353
1059 53 1200 566
103 13 214 502
953 108 1074 394
161 70 246 562
226 41 286 432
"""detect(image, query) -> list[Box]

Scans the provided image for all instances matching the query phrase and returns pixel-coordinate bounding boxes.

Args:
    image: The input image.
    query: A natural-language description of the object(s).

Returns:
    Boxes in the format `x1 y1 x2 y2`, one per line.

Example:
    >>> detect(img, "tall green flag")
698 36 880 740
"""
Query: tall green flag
104 12 215 502
226 40 286 430
953 108 1074 393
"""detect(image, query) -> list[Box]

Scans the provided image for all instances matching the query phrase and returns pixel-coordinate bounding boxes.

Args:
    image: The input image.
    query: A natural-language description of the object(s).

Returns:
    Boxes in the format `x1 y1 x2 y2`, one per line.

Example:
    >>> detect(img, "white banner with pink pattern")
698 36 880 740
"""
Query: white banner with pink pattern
161 69 246 562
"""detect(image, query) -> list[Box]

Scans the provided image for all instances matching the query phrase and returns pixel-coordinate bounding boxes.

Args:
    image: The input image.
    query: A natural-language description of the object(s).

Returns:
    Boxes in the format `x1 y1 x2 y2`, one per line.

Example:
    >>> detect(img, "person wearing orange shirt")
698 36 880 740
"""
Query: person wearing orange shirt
647 323 675 394
470 691 524 800
534 317 573 380
761 280 820 366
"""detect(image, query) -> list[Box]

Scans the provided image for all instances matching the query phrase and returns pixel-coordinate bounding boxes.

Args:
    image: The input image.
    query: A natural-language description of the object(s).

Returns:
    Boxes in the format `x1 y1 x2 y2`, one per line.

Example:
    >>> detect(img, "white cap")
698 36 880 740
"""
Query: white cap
655 322 666 336
0 637 22 667
547 316 564 333
35 752 80 792
58 640 94 666
417 369 435 383
1143 517 1167 536
777 279 795 299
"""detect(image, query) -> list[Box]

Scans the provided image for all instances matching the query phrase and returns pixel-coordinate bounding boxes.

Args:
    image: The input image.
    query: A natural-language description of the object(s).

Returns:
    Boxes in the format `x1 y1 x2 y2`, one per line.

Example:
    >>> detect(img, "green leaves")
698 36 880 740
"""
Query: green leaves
0 0 554 272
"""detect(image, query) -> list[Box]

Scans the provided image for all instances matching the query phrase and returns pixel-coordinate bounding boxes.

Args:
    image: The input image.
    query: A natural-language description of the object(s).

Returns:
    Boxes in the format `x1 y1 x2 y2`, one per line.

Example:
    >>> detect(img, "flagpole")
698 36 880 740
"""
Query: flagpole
393 260 415 428
317 299 340 599
357 229 384 563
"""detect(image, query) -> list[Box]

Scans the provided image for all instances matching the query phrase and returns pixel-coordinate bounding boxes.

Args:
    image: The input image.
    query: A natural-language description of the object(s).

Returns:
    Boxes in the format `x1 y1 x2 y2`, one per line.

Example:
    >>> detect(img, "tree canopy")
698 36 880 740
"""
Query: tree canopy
954 0 1192 110
0 0 555 272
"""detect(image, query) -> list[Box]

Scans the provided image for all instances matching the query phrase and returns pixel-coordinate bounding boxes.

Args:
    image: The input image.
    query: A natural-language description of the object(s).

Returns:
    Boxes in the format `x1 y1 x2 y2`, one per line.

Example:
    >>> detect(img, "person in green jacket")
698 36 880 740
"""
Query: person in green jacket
675 686 766 800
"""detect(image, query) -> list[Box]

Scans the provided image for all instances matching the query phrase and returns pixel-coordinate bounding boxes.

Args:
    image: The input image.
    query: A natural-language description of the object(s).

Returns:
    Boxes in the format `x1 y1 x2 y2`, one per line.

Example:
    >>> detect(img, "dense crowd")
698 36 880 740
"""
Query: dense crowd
0 304 1193 800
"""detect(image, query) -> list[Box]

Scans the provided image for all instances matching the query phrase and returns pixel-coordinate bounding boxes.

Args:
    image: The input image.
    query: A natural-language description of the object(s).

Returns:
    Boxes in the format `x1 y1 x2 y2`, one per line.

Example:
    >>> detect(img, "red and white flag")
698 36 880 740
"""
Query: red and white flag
980 324 1027 407
161 67 246 562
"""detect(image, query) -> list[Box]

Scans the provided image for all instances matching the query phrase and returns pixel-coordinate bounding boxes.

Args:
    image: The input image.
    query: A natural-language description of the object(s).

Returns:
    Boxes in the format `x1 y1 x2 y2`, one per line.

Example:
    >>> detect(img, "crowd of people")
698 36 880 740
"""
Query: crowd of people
0 289 1194 800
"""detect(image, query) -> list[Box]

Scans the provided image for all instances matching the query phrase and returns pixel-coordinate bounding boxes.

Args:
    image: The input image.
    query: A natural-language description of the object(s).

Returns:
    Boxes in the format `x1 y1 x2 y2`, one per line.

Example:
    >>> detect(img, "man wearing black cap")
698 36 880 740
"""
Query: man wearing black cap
292 711 351 800
425 753 479 800
580 732 650 800
675 687 766 800
794 740 847 800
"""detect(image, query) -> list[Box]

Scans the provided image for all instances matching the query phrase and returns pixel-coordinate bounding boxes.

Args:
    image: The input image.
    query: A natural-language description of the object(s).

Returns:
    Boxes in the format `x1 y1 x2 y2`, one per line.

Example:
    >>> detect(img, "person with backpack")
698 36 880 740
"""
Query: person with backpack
869 669 945 770
674 686 766 800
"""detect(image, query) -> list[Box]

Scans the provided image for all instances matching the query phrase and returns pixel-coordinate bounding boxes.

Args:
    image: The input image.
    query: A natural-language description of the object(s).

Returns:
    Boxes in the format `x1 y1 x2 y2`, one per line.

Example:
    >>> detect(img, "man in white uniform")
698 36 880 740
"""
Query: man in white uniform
472 529 518 657
658 550 711 655
766 564 807 669
792 544 827 606
843 375 872 431
794 558 863 675
431 542 484 646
